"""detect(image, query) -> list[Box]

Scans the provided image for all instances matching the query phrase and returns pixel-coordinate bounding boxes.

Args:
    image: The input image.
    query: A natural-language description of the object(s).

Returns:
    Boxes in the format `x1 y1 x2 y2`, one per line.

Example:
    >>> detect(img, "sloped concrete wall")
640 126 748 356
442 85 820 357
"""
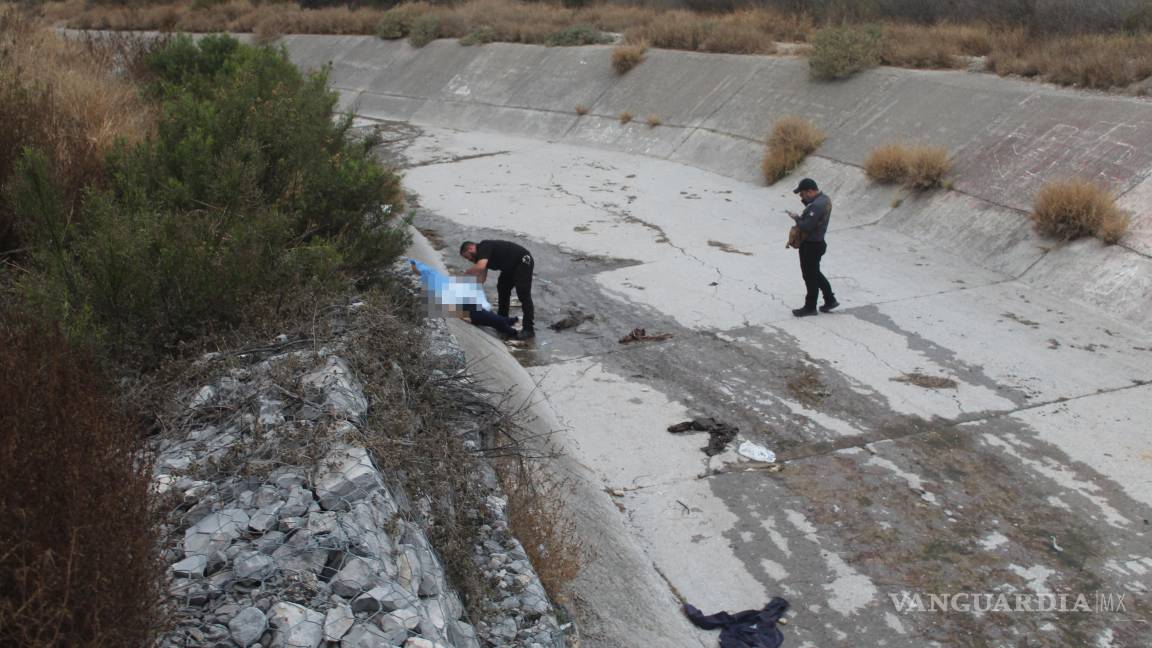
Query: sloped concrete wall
281 35 1152 326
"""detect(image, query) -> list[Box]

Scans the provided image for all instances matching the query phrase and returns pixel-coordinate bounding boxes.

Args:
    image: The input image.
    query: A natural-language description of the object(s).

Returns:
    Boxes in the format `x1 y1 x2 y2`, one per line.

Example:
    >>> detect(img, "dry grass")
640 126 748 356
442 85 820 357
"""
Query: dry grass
45 0 1152 92
761 116 826 184
1031 179 1129 244
497 460 584 602
0 12 154 254
612 42 646 74
881 22 991 69
646 114 662 127
864 142 951 190
0 313 165 646
990 31 1152 89
619 110 633 124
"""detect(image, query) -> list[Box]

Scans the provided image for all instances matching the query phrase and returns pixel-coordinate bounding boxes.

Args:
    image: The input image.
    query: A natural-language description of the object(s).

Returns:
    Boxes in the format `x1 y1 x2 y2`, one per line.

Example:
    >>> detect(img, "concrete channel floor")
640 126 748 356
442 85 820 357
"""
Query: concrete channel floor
376 122 1152 647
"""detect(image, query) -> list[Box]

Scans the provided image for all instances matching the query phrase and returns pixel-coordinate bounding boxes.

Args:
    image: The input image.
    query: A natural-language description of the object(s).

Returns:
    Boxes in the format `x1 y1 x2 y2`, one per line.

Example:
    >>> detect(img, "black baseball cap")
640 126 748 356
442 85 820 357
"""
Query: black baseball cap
792 178 818 194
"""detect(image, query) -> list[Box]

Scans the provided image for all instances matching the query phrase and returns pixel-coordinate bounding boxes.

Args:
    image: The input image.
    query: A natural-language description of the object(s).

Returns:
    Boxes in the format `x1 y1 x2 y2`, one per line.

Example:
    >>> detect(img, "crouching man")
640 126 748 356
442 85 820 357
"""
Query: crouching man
459 239 536 340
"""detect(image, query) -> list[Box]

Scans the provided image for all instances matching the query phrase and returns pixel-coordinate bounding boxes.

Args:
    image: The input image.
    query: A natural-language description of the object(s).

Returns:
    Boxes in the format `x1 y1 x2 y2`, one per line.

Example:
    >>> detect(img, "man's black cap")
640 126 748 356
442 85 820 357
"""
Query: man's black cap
793 178 818 194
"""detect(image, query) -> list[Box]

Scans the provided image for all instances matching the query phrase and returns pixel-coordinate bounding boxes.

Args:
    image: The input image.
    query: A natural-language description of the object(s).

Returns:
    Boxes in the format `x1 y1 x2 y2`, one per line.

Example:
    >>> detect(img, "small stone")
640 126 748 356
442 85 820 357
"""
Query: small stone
249 502 284 534
190 385 216 409
340 624 394 648
184 509 250 557
350 583 418 615
234 551 276 583
255 530 286 554
315 446 381 511
330 556 383 598
202 624 230 642
171 555 208 579
281 486 314 517
267 602 324 648
274 472 307 492
446 620 479 648
323 604 355 642
402 638 446 648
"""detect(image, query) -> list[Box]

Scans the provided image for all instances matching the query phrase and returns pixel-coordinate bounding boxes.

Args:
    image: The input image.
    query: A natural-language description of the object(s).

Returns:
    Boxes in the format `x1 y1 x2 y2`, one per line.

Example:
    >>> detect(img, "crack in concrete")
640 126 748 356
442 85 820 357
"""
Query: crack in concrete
402 150 511 169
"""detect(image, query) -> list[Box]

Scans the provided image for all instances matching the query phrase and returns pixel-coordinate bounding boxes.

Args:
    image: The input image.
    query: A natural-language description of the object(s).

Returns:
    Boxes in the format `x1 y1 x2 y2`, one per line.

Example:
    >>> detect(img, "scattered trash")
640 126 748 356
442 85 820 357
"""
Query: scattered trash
1051 536 1064 553
891 372 959 389
684 598 789 648
550 309 595 331
668 417 738 456
737 441 777 464
619 328 674 344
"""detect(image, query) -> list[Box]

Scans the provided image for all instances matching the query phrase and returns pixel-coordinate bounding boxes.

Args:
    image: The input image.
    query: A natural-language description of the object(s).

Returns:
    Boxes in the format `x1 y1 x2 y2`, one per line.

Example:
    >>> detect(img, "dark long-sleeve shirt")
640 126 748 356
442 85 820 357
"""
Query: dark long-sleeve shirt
795 193 832 242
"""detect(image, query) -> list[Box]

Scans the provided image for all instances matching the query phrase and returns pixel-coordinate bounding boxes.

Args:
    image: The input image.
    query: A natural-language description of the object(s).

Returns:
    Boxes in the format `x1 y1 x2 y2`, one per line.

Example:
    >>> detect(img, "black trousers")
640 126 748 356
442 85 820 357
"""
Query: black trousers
799 241 834 310
496 254 534 330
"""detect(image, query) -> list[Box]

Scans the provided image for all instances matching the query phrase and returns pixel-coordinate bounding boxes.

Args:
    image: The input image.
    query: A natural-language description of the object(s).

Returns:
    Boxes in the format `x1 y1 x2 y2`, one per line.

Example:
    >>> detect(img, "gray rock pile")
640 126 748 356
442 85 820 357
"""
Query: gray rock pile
154 302 566 648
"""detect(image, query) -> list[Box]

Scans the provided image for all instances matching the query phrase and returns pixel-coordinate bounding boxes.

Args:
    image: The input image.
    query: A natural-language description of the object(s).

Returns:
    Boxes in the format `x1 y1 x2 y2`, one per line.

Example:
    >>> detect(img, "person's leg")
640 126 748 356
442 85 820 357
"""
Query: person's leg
513 259 535 332
496 271 513 318
468 308 517 336
814 242 834 304
799 244 819 311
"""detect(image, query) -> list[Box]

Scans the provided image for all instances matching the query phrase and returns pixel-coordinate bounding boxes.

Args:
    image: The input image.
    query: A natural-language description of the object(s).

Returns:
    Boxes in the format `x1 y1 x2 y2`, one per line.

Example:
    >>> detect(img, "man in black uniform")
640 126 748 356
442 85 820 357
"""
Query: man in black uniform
787 178 838 317
459 239 536 339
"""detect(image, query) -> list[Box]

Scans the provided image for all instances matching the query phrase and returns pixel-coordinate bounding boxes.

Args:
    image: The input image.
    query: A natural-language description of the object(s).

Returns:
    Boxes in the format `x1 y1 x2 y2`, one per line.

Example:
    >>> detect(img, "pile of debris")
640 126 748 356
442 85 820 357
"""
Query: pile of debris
154 303 565 647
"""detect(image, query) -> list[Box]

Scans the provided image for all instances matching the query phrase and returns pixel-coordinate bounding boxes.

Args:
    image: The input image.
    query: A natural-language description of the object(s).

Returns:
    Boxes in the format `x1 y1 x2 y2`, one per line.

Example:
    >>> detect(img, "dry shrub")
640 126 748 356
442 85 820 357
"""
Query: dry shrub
574 103 589 115
624 10 711 51
762 116 826 184
646 114 662 127
809 24 883 80
881 22 991 69
0 314 165 646
904 146 951 190
612 42 646 74
1031 179 1129 244
0 14 153 253
864 142 950 189
497 461 583 600
619 110 633 124
989 30 1152 90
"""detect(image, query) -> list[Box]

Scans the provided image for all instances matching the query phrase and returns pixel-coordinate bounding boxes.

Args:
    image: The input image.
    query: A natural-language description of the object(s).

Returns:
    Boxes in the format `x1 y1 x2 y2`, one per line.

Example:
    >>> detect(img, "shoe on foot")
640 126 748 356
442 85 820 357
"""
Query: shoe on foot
819 299 840 313
792 308 818 318
517 328 536 340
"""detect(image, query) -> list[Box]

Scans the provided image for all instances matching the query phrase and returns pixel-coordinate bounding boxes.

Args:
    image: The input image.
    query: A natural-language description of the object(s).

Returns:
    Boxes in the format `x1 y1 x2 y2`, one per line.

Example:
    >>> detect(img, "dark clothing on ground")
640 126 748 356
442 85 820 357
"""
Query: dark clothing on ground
462 304 519 337
794 192 831 243
475 240 532 272
667 417 738 456
684 598 789 648
799 241 834 311
476 240 535 331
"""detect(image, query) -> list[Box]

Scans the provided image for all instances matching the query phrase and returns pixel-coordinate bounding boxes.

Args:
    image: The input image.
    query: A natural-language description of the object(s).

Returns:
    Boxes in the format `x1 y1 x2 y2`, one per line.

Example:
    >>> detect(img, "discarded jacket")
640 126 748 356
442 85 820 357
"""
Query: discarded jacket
667 417 738 456
684 598 789 648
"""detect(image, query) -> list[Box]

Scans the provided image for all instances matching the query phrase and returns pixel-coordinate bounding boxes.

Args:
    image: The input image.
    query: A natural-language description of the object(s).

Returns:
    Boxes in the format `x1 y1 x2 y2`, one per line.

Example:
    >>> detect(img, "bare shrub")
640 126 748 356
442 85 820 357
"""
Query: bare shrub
0 313 165 647
574 104 589 115
1032 179 1129 244
409 14 440 47
646 114 662 127
761 116 826 184
864 142 950 190
619 110 634 124
612 42 646 74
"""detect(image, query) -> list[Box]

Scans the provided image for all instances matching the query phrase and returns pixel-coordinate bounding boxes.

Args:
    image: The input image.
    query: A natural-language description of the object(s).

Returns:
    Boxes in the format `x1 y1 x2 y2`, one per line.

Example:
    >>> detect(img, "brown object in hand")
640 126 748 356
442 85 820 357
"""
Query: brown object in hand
786 225 805 249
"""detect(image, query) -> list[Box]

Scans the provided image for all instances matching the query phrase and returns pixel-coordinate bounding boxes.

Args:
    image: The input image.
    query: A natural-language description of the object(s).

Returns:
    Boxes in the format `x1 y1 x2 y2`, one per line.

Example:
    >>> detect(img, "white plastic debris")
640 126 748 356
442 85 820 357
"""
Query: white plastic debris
737 441 777 463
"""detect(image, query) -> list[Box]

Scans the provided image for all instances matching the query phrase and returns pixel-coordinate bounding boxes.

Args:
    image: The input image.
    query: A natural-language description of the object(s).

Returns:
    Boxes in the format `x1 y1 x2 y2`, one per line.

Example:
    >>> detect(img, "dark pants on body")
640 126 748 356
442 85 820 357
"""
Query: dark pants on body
463 305 519 336
799 241 834 310
496 255 534 330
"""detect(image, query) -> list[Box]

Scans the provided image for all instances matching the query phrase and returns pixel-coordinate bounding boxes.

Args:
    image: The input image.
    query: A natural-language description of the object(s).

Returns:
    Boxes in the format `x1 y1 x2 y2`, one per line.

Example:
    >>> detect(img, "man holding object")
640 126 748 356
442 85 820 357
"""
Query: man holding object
460 239 536 339
787 178 838 317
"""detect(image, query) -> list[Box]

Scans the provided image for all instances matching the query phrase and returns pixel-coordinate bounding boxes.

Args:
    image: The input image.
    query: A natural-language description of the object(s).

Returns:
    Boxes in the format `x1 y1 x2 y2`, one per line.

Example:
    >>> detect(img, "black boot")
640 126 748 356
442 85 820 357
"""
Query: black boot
820 299 840 313
792 308 817 317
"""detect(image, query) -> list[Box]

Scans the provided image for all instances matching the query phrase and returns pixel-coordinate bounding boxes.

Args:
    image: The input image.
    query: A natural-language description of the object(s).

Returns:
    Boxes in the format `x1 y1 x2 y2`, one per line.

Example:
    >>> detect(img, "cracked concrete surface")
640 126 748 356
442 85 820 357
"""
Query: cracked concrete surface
376 123 1151 647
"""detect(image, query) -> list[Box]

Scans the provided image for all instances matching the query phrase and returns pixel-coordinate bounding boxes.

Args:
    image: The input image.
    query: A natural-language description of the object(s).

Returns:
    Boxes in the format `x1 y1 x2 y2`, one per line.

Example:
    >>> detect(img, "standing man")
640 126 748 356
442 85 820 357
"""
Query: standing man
788 178 838 317
459 239 536 339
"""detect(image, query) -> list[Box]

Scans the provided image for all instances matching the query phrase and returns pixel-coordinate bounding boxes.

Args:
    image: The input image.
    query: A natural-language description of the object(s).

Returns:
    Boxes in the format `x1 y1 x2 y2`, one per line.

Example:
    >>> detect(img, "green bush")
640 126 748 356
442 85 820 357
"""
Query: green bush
545 24 612 47
409 15 440 47
10 36 407 360
376 8 414 40
809 25 883 80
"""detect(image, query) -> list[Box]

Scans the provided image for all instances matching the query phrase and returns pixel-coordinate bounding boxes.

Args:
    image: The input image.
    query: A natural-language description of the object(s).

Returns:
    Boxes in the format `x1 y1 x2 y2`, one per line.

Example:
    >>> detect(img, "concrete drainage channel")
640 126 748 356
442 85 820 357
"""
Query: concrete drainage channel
155 300 568 648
